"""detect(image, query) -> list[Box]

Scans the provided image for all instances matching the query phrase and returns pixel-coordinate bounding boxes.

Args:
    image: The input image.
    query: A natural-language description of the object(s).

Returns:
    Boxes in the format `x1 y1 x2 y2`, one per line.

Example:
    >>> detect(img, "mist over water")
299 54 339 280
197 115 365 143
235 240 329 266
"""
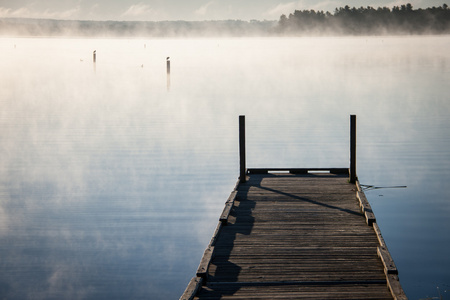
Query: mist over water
1 36 449 299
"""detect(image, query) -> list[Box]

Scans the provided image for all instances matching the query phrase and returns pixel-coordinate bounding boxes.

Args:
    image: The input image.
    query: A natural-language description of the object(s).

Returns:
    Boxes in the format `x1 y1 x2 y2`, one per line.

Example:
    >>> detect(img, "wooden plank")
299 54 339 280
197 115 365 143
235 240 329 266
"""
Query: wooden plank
185 172 402 299
378 246 398 275
208 270 386 279
209 263 385 273
214 233 379 242
219 191 238 225
179 276 203 300
247 168 349 174
196 246 214 278
217 228 378 236
195 282 393 299
208 222 222 247
356 190 372 212
205 272 388 283
213 246 381 256
219 203 233 225
373 223 387 248
373 225 406 298
355 181 377 226
355 180 363 192
205 280 388 286
223 214 366 225
386 274 408 300
356 190 376 225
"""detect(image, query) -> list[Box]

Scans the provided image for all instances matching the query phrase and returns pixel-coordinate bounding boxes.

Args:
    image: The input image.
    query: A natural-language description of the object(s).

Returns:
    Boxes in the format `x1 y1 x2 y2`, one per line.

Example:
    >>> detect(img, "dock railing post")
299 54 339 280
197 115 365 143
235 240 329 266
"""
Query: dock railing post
350 115 357 183
239 115 246 183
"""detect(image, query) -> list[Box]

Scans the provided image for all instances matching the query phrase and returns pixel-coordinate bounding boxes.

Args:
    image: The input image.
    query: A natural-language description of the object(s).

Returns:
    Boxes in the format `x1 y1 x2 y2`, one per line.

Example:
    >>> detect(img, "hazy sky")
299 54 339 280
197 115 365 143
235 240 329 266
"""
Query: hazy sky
0 0 447 21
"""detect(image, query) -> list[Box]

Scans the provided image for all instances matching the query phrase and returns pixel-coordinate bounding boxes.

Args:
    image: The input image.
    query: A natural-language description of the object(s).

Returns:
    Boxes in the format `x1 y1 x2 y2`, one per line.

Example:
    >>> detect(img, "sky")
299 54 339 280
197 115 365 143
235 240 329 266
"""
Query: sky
0 0 447 21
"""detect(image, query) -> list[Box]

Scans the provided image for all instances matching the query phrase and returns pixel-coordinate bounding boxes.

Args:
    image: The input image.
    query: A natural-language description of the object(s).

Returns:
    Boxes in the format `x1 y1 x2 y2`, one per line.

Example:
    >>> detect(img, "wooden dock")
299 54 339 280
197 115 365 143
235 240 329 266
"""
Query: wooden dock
181 116 406 299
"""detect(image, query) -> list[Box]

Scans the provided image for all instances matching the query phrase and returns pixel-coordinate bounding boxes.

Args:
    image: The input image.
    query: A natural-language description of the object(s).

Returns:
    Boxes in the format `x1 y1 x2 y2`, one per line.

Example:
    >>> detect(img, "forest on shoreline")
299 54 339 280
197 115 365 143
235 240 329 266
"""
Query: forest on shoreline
1 3 449 37
278 3 450 35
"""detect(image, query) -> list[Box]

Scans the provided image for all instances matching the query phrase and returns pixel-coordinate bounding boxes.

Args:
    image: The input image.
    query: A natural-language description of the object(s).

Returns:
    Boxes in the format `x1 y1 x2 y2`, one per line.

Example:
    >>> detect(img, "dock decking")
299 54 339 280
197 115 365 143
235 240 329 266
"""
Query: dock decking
181 116 406 299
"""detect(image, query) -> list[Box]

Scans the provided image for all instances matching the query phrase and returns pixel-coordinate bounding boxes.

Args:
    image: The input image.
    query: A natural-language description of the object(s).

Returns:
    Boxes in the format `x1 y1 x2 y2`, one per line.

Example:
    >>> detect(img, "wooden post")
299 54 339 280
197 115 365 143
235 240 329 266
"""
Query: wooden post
239 115 246 183
166 57 170 74
166 57 170 91
350 115 357 183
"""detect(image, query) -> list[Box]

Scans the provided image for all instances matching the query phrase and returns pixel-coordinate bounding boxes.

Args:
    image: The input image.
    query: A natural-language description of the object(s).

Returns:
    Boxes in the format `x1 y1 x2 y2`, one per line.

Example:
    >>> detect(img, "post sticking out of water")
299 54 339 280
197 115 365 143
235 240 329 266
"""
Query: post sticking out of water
350 115 357 184
166 57 171 91
166 57 170 74
239 115 246 183
93 50 96 63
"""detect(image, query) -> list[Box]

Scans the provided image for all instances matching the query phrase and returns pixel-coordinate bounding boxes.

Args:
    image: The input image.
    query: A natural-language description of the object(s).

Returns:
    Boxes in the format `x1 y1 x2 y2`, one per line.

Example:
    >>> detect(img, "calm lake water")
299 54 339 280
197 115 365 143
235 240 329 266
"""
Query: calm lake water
0 36 449 299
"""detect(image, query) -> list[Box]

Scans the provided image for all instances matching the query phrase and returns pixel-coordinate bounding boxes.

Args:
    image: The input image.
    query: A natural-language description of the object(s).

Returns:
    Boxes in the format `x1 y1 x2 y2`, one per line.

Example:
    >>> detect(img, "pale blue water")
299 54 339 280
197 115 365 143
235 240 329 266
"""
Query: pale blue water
0 36 449 299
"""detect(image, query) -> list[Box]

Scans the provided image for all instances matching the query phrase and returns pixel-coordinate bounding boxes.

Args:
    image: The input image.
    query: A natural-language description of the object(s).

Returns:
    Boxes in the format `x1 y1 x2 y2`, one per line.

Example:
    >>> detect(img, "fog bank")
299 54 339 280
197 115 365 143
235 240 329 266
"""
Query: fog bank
1 4 450 37
0 18 277 37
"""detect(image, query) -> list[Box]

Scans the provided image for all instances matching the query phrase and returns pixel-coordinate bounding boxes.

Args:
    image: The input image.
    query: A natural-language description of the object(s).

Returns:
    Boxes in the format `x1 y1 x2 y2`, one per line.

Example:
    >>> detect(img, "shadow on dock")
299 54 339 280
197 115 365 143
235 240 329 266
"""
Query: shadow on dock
180 115 406 300
201 178 256 297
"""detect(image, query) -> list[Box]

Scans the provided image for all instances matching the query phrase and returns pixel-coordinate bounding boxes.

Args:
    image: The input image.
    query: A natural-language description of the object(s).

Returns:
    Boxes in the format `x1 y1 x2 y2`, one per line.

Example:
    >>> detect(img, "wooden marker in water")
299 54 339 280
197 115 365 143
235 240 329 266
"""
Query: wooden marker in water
93 50 97 73
166 57 170 74
166 57 171 91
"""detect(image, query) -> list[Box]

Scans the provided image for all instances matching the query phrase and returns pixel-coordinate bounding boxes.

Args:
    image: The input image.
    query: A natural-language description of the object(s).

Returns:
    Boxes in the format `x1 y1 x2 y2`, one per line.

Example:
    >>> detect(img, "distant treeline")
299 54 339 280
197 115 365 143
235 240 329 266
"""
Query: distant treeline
278 3 450 35
1 3 450 37
0 18 275 37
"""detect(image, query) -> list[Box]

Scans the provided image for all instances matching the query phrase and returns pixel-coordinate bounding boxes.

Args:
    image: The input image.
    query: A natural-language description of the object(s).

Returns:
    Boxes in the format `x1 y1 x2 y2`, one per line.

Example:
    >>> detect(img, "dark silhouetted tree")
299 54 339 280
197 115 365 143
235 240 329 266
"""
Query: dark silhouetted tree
277 3 450 35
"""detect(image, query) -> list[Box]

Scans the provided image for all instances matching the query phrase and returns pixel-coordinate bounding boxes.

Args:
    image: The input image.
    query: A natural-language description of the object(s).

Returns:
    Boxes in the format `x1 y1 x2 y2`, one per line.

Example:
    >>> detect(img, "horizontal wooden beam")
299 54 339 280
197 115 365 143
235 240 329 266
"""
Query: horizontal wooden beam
373 223 407 299
378 246 398 275
355 181 376 226
196 246 214 278
386 274 408 300
208 222 222 247
219 190 238 225
206 280 387 287
247 168 349 175
373 223 387 248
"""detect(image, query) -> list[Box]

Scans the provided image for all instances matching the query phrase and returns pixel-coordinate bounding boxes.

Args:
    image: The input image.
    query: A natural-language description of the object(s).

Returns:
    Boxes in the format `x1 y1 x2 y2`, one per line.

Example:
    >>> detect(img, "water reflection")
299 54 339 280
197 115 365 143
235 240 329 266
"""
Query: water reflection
0 36 449 299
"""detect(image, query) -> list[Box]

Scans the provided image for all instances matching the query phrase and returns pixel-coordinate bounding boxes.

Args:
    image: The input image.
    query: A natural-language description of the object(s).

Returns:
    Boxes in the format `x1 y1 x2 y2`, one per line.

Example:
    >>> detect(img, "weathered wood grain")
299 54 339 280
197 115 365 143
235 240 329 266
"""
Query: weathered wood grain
387 274 408 300
196 246 214 278
247 168 349 175
180 276 203 300
378 246 398 275
220 191 238 225
185 173 403 299
373 223 387 248
356 189 376 225
195 282 393 299
208 222 222 247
